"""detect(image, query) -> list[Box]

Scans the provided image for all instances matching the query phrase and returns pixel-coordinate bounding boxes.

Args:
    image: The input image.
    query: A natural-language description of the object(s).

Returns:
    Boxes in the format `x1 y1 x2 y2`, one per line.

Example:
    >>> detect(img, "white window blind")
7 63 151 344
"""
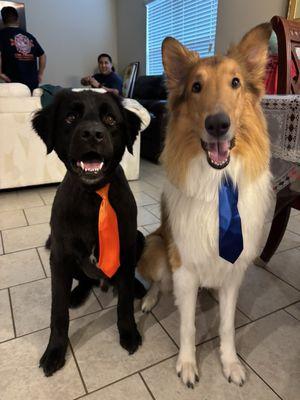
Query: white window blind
146 0 218 75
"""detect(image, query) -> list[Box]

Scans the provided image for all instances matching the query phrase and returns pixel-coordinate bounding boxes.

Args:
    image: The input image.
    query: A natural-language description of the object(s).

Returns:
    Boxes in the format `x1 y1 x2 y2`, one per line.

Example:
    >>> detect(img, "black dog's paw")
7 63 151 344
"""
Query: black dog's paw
39 346 66 377
120 328 142 355
69 284 91 308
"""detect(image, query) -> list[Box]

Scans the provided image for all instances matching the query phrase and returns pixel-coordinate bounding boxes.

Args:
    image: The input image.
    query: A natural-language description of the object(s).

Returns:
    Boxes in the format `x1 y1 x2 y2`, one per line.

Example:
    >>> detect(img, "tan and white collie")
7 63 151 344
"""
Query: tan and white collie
138 24 273 387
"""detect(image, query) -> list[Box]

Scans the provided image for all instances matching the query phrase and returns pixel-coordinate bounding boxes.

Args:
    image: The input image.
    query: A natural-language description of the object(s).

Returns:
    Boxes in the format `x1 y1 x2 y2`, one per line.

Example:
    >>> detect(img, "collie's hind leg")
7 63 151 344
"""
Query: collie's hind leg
174 267 199 388
219 276 246 386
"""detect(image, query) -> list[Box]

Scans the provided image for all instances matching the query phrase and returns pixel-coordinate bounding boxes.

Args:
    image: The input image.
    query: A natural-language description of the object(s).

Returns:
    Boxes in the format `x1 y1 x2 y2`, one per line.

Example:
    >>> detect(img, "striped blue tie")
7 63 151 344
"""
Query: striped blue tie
219 178 244 263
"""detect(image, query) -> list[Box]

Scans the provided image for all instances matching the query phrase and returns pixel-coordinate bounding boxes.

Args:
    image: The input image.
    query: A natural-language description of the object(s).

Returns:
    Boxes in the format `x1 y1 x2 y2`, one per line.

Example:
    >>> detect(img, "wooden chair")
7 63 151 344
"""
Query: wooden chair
258 16 300 265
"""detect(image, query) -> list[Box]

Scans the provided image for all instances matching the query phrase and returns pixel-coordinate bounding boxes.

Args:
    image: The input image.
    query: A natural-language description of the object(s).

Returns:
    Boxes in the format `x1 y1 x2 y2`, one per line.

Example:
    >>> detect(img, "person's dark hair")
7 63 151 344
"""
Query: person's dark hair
1 6 19 24
97 53 115 72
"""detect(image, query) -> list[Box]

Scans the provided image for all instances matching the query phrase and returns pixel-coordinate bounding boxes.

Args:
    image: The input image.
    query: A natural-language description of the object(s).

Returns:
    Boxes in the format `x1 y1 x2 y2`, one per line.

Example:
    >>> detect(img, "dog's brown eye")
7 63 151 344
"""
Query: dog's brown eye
103 115 116 126
231 77 240 89
65 113 77 124
192 82 202 93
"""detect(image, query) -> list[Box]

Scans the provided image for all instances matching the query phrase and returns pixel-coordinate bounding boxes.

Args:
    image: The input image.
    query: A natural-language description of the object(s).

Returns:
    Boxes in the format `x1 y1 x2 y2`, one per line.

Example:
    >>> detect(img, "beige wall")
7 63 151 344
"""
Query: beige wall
116 0 146 75
215 0 288 54
20 0 289 85
116 0 288 76
22 0 118 87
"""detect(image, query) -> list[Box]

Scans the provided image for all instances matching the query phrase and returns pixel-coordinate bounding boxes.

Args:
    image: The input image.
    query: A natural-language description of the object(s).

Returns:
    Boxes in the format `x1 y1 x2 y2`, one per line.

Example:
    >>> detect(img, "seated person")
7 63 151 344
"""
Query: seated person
81 53 123 95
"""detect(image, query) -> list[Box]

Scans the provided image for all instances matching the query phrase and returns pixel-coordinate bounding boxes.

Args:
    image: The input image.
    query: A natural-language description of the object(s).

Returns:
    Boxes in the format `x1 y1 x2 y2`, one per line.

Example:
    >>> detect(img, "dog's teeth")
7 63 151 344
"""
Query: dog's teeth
100 162 104 170
80 161 85 170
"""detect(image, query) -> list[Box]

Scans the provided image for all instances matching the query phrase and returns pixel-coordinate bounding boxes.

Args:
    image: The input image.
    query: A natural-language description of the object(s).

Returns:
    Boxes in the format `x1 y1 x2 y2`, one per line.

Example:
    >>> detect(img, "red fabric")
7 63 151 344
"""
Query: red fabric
96 184 120 278
265 55 278 94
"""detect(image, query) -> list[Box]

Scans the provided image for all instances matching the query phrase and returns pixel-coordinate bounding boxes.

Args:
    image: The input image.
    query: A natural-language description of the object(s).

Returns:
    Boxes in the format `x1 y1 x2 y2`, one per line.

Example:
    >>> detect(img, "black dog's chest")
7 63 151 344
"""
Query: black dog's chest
51 189 101 257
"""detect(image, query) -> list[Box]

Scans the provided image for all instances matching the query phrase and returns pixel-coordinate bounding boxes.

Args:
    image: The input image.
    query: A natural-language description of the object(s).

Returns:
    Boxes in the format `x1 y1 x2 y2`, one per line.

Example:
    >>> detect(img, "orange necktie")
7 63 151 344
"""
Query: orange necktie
96 184 120 278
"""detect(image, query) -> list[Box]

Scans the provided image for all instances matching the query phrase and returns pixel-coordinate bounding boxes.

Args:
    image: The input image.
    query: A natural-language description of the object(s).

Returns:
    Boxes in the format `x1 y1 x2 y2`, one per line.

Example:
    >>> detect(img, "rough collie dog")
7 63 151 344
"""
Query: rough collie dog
138 23 272 387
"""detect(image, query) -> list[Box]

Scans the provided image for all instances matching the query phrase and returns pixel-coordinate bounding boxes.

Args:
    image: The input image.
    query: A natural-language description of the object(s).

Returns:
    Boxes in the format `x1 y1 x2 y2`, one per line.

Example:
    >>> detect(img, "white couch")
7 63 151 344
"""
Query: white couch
0 83 146 190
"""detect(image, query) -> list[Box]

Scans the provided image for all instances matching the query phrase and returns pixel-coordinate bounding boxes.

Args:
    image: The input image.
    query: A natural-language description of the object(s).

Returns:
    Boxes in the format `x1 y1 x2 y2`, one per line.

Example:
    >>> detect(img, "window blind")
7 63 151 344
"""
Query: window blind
146 0 218 75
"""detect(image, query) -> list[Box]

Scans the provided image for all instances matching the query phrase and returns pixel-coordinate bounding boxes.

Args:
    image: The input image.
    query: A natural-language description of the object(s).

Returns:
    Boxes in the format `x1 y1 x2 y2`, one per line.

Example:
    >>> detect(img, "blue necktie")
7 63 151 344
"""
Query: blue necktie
219 178 243 263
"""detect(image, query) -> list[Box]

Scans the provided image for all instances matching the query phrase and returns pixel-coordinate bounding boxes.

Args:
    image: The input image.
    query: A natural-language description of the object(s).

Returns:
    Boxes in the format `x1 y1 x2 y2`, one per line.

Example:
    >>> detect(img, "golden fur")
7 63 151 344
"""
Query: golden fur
139 23 272 276
138 23 273 387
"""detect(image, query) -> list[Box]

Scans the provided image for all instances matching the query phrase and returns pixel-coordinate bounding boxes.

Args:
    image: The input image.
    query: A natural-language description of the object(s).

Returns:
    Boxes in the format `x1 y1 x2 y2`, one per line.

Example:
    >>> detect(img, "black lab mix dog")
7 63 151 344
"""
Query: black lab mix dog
33 90 144 376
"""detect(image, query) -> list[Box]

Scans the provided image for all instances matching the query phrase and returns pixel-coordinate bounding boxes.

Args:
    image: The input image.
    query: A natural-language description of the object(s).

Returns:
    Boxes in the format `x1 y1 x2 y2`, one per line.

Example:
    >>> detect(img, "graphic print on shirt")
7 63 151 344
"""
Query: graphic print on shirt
10 33 34 61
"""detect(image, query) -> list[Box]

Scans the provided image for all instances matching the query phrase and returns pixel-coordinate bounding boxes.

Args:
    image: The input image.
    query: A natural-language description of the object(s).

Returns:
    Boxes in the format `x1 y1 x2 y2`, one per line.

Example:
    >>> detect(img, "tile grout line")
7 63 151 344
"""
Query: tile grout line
68 339 88 395
2 299 297 347
7 288 17 338
138 372 156 400
150 311 180 350
72 370 151 400
2 244 50 256
237 353 284 400
275 243 300 255
283 307 300 321
0 230 4 254
0 308 106 345
235 299 300 327
144 207 161 220
0 276 47 291
22 208 29 226
35 247 48 278
263 265 300 292
1 220 49 233
140 190 161 204
91 287 104 310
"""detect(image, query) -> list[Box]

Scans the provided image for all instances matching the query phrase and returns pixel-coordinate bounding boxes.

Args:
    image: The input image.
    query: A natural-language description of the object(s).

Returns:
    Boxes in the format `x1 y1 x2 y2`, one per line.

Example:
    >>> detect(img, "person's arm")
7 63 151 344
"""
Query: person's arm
0 52 11 83
101 86 119 95
38 53 46 83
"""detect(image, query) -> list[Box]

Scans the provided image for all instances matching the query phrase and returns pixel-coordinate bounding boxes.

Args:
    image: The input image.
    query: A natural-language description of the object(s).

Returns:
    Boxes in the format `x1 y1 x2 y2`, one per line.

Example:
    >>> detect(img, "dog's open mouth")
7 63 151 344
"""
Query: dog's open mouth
201 139 235 169
72 152 107 180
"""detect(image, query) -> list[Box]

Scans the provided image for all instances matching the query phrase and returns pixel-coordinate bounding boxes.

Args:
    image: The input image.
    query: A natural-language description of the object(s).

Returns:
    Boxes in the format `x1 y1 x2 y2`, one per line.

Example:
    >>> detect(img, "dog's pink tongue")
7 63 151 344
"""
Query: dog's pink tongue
77 161 103 171
207 141 230 162
84 162 101 171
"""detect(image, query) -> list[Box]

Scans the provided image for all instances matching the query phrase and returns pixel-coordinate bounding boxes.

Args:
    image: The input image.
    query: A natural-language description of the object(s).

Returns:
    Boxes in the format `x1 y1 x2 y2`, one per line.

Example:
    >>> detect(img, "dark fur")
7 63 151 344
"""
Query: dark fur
33 90 143 376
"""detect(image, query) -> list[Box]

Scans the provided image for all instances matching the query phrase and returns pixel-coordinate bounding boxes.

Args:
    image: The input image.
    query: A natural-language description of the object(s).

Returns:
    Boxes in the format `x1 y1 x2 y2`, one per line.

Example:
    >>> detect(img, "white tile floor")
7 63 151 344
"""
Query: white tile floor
0 159 299 400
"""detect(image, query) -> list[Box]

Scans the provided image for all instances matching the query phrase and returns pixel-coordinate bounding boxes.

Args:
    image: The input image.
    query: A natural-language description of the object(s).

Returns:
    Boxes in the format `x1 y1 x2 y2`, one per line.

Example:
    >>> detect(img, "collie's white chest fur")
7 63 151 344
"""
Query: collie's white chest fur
164 154 272 288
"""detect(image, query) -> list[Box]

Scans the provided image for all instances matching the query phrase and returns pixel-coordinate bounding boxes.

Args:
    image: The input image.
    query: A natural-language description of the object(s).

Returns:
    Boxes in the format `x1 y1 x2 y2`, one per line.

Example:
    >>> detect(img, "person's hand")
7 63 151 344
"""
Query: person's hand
0 73 11 83
81 76 91 86
89 77 101 88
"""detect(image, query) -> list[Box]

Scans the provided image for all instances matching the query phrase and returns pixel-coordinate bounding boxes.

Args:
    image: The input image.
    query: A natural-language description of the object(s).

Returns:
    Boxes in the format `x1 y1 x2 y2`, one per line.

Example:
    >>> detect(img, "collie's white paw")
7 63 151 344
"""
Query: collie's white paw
176 358 199 388
141 294 158 313
222 360 246 386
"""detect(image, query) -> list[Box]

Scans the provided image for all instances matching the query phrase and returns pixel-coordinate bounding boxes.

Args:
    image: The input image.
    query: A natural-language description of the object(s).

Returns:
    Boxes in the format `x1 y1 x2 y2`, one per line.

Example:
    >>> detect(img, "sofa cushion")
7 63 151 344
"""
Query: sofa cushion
133 75 167 100
0 97 41 113
0 83 31 97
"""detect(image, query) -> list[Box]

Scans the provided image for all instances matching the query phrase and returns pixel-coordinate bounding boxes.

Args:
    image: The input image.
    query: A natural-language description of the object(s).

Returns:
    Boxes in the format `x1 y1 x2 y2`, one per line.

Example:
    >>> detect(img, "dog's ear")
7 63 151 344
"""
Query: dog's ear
32 103 56 154
162 37 199 91
124 109 141 154
228 23 272 97
32 89 70 154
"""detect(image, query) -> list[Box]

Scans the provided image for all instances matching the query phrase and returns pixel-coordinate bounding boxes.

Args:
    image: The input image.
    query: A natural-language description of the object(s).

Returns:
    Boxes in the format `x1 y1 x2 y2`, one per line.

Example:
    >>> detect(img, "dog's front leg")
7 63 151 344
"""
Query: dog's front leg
40 263 72 376
115 265 142 354
219 275 246 386
173 267 199 388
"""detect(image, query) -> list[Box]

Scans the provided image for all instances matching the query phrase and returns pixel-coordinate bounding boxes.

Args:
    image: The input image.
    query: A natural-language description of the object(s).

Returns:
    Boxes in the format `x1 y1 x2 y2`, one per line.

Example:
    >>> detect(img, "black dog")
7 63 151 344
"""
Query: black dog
33 90 144 376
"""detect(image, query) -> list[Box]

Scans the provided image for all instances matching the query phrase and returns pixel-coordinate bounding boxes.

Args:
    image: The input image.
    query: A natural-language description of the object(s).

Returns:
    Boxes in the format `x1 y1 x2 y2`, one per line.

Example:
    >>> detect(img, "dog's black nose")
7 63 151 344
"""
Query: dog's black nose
81 129 104 142
205 113 231 137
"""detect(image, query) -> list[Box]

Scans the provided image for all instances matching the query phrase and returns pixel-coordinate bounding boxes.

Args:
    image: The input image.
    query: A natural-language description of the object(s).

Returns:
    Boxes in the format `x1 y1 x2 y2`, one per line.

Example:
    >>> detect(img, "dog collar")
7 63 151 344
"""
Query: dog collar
96 184 120 277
